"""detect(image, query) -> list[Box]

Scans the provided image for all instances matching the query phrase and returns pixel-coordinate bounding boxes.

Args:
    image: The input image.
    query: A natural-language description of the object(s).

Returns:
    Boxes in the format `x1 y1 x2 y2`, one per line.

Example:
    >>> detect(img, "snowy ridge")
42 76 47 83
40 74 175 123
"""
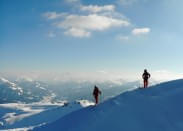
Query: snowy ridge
0 78 23 94
0 100 94 130
33 79 183 131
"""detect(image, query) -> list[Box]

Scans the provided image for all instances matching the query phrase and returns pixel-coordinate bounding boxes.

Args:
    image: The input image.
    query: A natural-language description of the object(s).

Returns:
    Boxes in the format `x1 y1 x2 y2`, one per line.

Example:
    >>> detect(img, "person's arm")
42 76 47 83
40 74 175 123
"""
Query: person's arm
149 73 151 78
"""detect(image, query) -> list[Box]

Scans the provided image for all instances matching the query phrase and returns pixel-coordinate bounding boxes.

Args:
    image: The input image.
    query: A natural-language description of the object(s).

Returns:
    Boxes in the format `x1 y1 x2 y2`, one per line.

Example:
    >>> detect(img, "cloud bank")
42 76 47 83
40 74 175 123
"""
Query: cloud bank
1 70 182 84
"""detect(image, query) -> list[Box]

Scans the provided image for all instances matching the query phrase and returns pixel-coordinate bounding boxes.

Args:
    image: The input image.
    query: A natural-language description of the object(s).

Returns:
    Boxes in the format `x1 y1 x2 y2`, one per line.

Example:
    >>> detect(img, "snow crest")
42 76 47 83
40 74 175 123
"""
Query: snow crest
33 79 183 131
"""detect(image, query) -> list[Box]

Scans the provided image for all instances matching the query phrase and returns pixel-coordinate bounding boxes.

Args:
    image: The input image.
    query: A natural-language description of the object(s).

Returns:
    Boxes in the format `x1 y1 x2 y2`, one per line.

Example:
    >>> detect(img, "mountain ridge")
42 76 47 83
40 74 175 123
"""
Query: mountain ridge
33 79 183 131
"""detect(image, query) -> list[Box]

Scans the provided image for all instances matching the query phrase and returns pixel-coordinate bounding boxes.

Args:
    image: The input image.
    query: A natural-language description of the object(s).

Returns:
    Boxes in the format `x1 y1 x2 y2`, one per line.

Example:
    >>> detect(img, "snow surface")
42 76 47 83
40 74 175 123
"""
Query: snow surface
0 78 23 94
0 100 94 130
33 79 183 131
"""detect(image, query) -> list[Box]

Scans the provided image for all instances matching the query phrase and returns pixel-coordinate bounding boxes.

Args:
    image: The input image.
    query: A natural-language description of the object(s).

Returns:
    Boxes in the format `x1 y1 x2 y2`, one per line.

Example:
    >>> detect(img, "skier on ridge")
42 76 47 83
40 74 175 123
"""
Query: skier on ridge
142 69 151 88
93 85 101 105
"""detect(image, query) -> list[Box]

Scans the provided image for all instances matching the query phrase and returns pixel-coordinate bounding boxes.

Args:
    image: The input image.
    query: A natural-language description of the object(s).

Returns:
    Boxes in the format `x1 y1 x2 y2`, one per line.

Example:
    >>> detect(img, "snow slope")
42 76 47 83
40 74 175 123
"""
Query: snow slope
33 79 183 131
0 100 94 130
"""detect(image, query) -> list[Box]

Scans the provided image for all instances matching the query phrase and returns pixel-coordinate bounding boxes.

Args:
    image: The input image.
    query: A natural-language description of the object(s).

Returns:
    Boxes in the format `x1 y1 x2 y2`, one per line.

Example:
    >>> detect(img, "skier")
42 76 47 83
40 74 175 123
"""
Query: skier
93 85 101 105
142 69 151 88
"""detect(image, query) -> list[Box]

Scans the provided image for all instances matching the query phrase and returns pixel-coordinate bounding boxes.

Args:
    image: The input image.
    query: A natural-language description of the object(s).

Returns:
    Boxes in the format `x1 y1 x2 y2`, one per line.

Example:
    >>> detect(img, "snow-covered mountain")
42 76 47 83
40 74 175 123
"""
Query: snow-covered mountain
33 79 183 131
0 77 54 103
0 78 24 103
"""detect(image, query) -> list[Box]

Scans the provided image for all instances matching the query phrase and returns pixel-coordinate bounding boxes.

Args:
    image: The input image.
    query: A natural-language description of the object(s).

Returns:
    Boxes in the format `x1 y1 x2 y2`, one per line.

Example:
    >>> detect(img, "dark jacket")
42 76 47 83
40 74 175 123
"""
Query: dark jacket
93 87 101 96
142 72 151 80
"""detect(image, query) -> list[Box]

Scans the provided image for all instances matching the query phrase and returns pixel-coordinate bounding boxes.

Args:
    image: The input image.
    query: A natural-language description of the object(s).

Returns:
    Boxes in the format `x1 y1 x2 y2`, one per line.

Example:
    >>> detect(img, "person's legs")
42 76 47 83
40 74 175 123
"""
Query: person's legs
95 95 98 105
146 80 148 88
144 80 146 88
144 79 148 88
95 95 98 104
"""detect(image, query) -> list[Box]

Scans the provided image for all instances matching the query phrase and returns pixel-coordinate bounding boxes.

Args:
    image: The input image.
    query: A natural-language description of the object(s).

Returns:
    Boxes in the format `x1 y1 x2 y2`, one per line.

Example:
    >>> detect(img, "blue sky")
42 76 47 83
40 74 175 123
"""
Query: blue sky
0 0 183 81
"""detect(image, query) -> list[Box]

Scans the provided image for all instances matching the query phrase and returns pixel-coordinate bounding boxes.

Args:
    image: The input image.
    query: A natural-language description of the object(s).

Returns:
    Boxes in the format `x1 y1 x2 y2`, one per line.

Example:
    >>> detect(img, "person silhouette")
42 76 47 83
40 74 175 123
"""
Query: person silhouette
93 85 101 105
142 69 151 88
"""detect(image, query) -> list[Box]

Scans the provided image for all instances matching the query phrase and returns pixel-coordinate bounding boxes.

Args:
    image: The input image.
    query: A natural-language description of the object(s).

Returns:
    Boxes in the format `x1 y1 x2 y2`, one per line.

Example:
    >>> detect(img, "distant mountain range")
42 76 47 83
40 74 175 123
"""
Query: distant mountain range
0 77 53 103
0 77 160 104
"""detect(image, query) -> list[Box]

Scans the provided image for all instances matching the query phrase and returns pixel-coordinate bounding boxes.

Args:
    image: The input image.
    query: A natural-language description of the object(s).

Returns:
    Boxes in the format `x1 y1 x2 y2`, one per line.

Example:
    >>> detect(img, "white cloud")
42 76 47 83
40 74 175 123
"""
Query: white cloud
118 0 137 5
43 3 130 38
43 12 67 20
2 70 183 84
132 27 151 35
56 14 130 37
58 14 129 30
151 70 183 82
80 5 115 13
64 28 91 38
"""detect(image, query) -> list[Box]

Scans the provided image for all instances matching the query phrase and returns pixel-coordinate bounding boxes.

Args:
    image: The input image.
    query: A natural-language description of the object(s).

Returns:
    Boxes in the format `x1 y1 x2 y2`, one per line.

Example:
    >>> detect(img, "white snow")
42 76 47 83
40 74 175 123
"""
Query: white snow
38 87 46 90
33 79 183 131
0 103 44 125
0 122 3 126
0 125 40 131
0 100 93 130
0 127 32 131
76 100 95 107
35 82 46 90
0 78 23 94
40 93 56 103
